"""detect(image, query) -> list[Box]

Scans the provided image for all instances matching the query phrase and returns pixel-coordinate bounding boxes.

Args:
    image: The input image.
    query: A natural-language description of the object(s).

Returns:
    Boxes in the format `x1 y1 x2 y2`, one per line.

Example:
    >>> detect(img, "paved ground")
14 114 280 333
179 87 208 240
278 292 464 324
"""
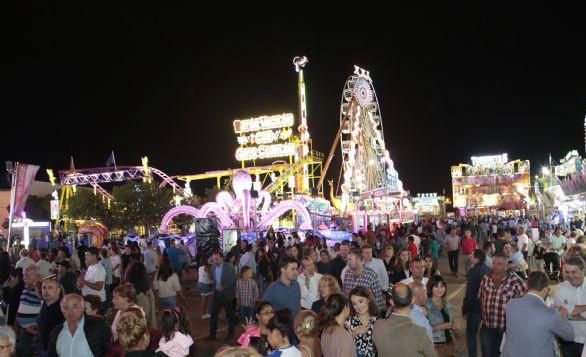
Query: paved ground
181 254 472 356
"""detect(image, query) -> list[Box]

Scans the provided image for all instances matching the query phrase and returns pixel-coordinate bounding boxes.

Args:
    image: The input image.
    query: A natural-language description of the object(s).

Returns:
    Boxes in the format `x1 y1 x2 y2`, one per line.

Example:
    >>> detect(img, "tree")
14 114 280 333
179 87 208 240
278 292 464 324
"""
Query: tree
65 189 109 222
110 181 174 233
24 194 52 221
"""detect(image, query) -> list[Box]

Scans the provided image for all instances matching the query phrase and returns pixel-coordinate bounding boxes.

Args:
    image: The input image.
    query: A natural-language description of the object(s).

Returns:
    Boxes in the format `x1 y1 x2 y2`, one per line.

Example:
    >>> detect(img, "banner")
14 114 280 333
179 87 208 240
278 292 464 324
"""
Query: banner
12 163 40 216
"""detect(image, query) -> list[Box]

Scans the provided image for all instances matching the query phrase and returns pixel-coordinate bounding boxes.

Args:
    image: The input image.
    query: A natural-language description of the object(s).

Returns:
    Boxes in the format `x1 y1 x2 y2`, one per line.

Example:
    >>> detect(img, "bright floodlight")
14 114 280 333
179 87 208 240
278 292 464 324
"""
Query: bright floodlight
542 167 550 175
293 56 308 72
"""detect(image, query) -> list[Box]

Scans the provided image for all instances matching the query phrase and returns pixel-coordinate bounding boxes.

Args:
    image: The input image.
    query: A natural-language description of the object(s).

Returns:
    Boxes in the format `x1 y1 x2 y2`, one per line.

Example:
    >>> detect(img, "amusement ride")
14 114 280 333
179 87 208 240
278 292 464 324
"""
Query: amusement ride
46 57 415 249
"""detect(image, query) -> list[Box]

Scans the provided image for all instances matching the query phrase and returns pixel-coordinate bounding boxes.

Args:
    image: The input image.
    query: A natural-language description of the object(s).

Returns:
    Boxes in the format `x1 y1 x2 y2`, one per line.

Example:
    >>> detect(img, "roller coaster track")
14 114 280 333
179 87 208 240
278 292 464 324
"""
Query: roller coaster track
58 166 191 198
264 151 323 193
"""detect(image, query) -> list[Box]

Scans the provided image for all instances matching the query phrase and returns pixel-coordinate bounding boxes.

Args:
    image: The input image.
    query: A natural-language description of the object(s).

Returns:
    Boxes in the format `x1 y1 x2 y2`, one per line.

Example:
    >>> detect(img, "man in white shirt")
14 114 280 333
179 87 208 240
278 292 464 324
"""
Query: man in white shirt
238 243 257 277
516 226 530 258
551 227 567 256
36 250 55 277
298 257 322 309
554 256 586 356
77 247 106 303
15 249 35 270
401 258 429 286
362 244 389 292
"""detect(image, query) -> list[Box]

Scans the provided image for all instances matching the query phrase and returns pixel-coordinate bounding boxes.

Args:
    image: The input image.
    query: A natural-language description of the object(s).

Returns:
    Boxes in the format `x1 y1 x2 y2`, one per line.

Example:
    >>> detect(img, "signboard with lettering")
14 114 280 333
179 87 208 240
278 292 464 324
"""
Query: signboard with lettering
234 113 296 161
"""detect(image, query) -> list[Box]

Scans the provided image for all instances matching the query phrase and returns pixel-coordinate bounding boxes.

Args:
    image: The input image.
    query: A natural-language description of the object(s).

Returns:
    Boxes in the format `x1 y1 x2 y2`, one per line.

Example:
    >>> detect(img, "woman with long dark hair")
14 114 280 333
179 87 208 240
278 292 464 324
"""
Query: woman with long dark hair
316 293 356 357
125 261 157 328
348 287 380 357
390 249 411 284
153 257 185 308
255 249 272 294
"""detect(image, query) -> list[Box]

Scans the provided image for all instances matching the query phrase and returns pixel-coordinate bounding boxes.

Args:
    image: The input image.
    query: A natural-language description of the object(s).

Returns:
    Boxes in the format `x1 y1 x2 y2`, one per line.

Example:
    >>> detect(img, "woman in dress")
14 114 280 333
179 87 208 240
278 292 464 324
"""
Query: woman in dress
311 274 341 314
348 287 380 357
425 275 458 356
390 249 412 284
295 310 321 357
316 293 356 357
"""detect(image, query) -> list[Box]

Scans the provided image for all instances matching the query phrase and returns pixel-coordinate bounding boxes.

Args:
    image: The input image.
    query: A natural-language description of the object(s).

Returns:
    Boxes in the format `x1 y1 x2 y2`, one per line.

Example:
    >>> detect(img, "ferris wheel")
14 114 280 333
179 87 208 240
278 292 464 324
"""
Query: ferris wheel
339 66 402 211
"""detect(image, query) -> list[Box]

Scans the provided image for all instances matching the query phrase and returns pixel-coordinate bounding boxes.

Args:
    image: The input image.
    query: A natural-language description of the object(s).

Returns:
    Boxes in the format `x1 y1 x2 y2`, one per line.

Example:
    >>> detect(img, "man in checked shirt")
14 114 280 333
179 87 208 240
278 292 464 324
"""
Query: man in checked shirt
342 248 386 314
478 252 526 357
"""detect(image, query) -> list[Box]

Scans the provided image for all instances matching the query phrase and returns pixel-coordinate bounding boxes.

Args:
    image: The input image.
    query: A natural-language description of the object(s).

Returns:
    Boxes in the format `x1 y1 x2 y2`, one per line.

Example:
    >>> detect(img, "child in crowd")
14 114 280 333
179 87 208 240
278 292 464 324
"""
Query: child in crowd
237 266 259 322
156 306 194 357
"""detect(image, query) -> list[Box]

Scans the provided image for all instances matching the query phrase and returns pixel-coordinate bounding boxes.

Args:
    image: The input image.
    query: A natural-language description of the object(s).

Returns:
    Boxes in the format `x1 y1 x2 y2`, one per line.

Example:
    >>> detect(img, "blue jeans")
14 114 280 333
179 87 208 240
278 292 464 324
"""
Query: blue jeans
159 295 178 309
466 313 482 357
240 306 254 322
480 326 505 357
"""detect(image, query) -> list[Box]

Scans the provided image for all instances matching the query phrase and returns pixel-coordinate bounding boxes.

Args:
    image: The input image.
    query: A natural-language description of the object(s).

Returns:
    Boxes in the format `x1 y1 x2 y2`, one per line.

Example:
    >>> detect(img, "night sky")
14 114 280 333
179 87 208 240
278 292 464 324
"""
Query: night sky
3 9 586 197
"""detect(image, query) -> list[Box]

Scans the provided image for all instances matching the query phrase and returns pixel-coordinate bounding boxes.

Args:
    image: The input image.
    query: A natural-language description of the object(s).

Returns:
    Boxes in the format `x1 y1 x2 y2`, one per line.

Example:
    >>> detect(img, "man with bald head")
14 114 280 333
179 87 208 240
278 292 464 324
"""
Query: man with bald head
409 282 434 342
48 293 111 357
373 283 437 356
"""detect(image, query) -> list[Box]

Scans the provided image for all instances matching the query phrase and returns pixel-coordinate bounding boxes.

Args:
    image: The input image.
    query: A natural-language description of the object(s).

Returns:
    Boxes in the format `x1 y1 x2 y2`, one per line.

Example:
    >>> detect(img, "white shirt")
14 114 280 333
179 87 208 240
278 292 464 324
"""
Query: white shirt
238 251 257 275
517 233 529 252
56 316 94 357
554 280 586 343
15 256 35 270
400 277 429 286
82 263 106 301
198 266 213 284
297 272 323 309
366 258 390 291
36 259 55 278
109 254 122 278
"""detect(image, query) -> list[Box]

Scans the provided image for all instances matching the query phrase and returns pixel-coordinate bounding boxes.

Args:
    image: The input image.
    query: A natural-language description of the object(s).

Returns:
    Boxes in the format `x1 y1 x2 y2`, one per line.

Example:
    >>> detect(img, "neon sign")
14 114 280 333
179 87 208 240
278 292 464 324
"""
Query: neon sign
234 113 295 162
235 143 297 161
233 113 294 134
471 154 508 168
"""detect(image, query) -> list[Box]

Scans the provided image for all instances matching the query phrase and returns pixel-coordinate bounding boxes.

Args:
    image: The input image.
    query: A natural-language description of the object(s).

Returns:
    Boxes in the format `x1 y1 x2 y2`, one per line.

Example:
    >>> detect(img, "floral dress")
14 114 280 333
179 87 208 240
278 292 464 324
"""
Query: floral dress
348 315 380 357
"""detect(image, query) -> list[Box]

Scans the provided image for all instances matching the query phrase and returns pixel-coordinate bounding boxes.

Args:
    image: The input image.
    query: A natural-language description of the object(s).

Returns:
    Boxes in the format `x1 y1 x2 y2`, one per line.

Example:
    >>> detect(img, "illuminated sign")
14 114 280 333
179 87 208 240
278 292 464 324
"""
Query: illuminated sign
50 200 60 220
235 143 297 161
471 154 508 167
234 113 295 162
236 128 293 146
233 113 294 134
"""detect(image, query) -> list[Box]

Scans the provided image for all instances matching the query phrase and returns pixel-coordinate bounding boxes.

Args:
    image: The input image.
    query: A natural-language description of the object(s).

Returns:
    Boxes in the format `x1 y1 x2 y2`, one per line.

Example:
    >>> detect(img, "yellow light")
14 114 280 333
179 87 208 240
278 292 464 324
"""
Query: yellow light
46 169 57 186
233 113 294 134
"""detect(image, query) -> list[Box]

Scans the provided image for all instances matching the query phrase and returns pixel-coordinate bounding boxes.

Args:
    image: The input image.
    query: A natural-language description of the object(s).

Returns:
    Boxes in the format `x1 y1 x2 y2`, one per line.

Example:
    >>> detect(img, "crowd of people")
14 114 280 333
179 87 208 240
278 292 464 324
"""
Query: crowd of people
0 213 585 356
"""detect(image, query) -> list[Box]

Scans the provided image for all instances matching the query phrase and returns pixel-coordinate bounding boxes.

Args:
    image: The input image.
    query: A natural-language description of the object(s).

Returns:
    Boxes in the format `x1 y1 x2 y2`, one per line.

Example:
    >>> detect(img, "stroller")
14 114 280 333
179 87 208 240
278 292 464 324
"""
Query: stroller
543 252 561 282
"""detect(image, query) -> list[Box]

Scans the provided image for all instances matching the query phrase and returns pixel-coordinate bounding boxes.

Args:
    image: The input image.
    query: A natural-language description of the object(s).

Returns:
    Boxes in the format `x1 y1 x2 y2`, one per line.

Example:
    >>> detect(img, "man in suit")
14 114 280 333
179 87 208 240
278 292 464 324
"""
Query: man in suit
373 283 437 356
502 271 574 357
205 249 237 341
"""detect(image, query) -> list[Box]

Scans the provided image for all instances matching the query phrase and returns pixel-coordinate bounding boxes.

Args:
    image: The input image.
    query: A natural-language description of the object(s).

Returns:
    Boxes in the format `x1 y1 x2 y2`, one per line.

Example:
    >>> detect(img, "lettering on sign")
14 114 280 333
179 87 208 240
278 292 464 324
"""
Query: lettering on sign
235 143 297 161
233 113 294 134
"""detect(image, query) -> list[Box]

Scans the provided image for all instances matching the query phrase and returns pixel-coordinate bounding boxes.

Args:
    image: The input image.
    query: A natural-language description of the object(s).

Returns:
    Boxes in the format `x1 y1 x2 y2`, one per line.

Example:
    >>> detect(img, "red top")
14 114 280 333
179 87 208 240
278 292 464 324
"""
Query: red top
461 237 477 255
408 242 418 259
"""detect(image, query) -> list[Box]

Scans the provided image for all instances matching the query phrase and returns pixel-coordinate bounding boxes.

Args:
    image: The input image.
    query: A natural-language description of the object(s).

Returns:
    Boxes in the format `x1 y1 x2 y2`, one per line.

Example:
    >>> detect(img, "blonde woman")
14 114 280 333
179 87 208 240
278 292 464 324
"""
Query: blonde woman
116 308 164 357
311 274 341 314
295 310 321 357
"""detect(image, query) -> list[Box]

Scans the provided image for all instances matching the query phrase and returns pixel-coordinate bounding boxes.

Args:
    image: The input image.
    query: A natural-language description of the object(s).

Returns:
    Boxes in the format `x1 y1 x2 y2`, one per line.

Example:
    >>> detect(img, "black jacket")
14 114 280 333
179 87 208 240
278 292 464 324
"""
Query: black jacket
462 262 491 315
48 314 112 357
330 256 347 288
